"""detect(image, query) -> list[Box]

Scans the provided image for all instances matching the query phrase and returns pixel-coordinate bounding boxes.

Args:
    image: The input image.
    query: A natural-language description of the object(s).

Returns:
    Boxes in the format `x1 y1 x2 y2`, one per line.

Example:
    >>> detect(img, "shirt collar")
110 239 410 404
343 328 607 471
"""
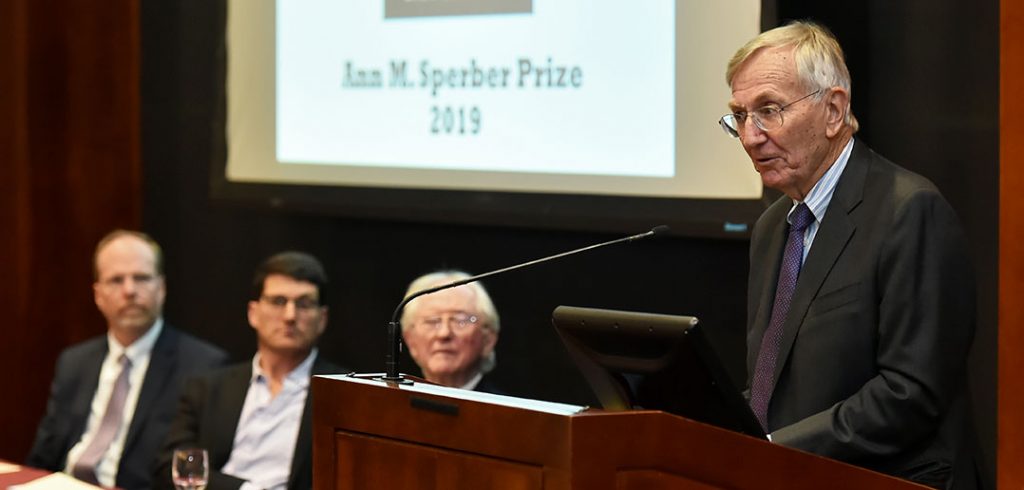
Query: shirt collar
459 372 484 391
250 348 318 386
106 317 163 364
792 137 855 223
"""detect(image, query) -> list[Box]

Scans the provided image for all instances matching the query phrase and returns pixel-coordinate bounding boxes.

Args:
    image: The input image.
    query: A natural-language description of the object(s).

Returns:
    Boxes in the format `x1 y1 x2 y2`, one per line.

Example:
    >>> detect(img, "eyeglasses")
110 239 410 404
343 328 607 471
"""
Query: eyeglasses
99 273 159 291
414 313 479 333
260 295 321 312
719 90 821 138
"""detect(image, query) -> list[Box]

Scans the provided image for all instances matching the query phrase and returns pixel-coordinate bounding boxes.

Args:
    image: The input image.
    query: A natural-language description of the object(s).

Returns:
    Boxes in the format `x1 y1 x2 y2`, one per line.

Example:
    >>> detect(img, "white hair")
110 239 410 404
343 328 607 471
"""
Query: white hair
401 270 499 373
726 21 859 132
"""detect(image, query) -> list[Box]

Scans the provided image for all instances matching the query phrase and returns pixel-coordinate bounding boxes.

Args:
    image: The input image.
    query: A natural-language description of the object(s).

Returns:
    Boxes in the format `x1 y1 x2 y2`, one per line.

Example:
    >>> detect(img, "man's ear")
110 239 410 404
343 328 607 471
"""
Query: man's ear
482 327 498 355
824 87 850 138
316 307 328 337
247 301 260 331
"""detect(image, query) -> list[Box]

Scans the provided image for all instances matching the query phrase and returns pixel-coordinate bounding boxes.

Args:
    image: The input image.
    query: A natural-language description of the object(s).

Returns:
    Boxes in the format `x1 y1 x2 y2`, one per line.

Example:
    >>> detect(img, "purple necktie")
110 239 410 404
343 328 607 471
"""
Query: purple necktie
73 354 132 485
749 203 814 432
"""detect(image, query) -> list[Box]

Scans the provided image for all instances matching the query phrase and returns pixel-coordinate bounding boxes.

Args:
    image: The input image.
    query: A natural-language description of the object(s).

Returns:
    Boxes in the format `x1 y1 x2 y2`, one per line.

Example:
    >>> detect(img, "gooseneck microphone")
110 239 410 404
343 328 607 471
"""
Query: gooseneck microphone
379 225 670 383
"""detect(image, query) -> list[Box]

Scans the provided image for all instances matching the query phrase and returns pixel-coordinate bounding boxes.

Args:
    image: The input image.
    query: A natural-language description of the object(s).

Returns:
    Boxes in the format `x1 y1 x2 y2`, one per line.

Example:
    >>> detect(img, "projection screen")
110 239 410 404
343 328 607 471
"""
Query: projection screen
222 1 766 236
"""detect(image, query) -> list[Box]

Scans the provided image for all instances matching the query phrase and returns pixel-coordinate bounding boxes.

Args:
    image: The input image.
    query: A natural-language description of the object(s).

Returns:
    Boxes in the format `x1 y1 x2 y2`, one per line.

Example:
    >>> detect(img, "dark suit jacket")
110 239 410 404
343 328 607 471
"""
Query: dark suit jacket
26 325 228 490
746 141 976 489
474 375 506 396
154 354 345 490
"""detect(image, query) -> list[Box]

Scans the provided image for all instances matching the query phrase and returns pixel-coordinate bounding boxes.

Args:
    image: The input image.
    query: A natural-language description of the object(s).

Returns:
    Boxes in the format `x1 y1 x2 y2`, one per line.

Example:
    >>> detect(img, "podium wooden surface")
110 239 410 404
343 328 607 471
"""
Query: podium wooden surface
312 374 926 490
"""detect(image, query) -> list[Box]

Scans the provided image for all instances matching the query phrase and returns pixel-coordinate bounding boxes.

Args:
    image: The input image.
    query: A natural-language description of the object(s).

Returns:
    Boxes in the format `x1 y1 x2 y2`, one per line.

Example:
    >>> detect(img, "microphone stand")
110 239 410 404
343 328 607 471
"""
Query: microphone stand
378 225 669 384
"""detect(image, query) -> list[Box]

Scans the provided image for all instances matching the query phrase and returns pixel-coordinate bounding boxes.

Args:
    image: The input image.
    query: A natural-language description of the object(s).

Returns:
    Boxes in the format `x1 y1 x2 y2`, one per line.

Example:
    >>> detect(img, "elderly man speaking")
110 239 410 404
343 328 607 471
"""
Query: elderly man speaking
722 21 976 489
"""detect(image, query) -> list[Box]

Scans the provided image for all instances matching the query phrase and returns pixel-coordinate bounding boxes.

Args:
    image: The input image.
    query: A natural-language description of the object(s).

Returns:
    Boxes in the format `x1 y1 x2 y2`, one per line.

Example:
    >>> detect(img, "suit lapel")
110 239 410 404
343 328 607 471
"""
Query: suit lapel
69 341 109 445
288 355 331 489
770 141 870 386
211 364 253 466
750 204 791 358
123 327 177 454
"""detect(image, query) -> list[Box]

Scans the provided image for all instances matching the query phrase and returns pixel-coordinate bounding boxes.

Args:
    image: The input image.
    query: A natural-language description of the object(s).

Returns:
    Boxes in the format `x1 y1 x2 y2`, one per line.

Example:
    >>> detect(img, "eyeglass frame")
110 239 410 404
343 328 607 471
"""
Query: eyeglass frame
412 312 482 333
259 294 322 313
98 273 161 291
718 89 822 138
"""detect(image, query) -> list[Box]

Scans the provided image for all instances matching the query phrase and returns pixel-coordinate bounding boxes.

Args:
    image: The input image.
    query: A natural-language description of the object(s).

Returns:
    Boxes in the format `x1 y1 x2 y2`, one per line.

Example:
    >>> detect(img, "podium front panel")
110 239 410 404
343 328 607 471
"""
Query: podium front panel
313 375 576 490
313 374 929 490
335 432 543 490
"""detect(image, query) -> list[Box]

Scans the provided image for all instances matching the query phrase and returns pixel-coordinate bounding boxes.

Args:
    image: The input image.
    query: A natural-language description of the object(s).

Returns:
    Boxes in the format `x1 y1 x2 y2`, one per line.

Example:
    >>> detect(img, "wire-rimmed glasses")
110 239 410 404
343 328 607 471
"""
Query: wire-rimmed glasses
719 89 821 138
414 313 479 333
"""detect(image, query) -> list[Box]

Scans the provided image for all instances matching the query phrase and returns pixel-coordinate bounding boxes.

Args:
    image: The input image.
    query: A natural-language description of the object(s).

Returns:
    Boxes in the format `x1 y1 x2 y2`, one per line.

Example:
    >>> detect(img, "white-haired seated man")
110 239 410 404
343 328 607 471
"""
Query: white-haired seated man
401 270 503 393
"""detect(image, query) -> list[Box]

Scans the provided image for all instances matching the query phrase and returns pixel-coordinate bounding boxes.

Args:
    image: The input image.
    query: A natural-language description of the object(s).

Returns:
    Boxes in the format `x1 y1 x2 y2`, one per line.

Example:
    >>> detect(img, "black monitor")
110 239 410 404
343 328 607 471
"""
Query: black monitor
552 305 766 438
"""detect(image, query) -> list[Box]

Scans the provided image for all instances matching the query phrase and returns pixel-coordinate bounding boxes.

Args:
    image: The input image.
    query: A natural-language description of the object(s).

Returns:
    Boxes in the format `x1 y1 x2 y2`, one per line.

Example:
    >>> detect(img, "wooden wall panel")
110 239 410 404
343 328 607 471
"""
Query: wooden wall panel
0 0 36 463
1000 0 1024 487
0 0 141 460
0 0 32 459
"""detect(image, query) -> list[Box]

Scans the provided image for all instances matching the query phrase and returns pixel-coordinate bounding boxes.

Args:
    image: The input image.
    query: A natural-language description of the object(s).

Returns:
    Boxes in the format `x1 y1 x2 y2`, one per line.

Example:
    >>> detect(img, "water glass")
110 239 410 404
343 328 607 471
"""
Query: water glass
171 448 209 490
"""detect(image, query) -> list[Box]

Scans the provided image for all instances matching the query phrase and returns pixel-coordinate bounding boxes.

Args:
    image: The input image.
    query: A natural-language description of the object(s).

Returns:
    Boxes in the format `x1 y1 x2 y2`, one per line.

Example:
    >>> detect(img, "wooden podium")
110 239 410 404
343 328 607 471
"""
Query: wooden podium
312 374 926 490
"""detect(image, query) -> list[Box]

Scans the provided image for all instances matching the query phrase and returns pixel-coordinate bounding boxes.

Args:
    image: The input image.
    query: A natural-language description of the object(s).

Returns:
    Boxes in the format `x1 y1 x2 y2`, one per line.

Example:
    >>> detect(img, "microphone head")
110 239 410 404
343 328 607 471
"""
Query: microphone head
650 225 671 236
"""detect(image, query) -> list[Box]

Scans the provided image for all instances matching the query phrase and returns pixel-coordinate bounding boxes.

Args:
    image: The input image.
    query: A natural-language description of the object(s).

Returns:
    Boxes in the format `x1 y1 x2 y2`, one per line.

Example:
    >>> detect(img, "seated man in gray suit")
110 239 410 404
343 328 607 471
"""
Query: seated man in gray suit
27 229 228 490
155 251 344 490
401 270 503 393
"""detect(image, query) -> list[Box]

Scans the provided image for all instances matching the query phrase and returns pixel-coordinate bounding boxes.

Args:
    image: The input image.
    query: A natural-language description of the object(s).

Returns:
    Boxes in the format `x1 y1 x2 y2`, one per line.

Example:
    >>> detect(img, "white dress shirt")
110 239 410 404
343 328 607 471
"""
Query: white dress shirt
459 372 484 391
788 137 855 263
64 319 163 487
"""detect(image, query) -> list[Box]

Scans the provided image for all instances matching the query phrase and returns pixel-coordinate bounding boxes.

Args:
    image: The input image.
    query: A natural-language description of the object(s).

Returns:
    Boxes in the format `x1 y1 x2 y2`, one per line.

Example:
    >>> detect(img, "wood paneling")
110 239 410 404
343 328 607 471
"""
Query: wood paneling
1000 0 1024 487
0 0 141 460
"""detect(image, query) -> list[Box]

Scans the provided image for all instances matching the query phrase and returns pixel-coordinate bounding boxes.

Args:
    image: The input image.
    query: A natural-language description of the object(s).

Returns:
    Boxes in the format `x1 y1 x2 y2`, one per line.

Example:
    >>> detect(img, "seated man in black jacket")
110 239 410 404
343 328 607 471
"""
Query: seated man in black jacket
155 251 344 490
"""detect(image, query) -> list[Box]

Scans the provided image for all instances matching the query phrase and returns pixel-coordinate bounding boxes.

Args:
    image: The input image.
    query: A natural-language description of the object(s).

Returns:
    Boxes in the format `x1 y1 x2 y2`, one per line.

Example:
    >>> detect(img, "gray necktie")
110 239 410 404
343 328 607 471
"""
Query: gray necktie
72 354 132 485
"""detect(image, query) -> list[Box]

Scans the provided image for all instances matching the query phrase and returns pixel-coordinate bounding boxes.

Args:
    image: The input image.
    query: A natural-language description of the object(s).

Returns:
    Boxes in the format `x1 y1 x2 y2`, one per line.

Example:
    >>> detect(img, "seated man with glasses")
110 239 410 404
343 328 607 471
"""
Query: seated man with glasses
401 270 503 393
723 21 976 488
154 251 345 490
27 230 227 490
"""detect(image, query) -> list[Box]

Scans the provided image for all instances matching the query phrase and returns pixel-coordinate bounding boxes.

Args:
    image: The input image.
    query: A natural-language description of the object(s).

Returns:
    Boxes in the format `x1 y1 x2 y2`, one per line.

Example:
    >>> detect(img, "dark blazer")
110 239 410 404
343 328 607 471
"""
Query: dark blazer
474 375 506 396
26 325 228 490
746 141 976 489
154 354 345 490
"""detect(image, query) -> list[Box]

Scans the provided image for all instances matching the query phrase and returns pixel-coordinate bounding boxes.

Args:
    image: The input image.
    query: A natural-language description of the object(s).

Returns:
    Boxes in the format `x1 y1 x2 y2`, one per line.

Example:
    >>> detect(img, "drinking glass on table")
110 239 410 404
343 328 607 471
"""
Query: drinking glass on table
171 448 208 490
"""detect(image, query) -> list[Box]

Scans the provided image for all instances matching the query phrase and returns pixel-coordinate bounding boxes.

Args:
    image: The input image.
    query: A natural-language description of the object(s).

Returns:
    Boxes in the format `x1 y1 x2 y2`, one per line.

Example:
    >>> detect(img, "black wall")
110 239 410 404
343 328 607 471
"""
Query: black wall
141 1 997 486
